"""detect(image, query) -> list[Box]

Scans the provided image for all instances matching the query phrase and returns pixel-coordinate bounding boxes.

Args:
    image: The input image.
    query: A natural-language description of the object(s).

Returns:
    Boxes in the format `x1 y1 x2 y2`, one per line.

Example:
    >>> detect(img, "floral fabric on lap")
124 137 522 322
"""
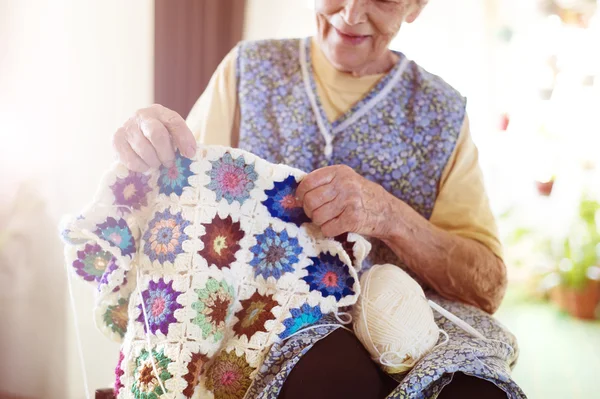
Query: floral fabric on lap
61 146 370 399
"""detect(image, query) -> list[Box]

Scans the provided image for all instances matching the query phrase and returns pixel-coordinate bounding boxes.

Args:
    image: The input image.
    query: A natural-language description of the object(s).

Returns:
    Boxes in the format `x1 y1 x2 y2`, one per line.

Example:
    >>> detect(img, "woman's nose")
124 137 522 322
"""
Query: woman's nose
342 0 368 26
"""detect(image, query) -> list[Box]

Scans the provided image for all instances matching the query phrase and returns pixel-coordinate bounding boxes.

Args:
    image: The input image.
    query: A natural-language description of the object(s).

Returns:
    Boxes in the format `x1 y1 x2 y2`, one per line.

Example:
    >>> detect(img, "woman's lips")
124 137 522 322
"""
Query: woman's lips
333 27 369 45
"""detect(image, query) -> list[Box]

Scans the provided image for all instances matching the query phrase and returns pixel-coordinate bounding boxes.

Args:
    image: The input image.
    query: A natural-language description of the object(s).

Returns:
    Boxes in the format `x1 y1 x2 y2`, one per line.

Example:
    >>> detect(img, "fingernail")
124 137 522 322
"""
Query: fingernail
186 145 196 158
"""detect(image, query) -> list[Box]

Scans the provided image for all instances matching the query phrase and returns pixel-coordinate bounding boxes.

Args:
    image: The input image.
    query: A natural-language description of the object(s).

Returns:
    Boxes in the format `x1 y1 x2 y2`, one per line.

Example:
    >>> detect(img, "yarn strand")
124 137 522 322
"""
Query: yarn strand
65 257 92 399
137 268 169 397
428 300 486 340
281 324 353 343
334 311 353 325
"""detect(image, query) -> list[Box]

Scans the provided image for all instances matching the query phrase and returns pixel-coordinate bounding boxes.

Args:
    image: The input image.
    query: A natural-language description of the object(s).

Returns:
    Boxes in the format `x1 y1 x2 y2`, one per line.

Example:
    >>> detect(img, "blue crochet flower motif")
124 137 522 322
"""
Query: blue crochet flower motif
143 209 190 264
262 175 310 226
95 217 135 257
250 227 302 280
206 153 258 204
278 303 322 339
158 151 193 196
303 253 355 300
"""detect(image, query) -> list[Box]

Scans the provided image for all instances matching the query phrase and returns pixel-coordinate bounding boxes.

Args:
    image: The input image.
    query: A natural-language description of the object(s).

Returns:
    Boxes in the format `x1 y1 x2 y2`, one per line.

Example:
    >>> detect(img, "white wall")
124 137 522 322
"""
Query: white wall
243 0 316 40
390 0 497 140
0 1 154 397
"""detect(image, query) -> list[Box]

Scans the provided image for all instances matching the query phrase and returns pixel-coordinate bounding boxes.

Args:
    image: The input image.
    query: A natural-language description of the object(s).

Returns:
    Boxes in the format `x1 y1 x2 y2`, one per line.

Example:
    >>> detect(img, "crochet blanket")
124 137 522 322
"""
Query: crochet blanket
61 145 371 398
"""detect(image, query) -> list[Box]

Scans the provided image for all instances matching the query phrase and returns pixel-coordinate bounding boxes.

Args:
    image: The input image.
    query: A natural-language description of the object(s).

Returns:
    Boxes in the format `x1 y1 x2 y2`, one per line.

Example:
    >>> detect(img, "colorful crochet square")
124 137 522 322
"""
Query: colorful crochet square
73 243 116 283
233 292 278 339
111 171 152 213
114 351 125 396
158 151 193 196
99 261 127 292
143 209 190 264
182 352 209 398
136 278 183 335
278 303 323 339
206 152 258 204
62 146 367 399
95 217 136 257
103 298 129 339
262 175 310 226
192 278 235 342
205 350 255 399
302 253 355 300
131 349 173 399
199 215 244 269
249 227 302 280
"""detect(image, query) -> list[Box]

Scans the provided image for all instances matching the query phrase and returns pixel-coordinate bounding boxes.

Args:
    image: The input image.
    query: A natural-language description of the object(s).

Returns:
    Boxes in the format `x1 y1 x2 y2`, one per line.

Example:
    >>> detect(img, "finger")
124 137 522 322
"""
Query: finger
153 104 196 158
124 122 162 169
320 210 353 238
302 184 338 217
296 167 337 203
311 201 345 227
113 131 150 172
139 118 175 168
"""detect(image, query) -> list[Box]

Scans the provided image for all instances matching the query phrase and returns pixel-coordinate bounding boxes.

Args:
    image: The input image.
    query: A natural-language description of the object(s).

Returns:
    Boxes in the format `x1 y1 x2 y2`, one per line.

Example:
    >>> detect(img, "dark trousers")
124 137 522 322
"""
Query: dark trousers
278 329 508 399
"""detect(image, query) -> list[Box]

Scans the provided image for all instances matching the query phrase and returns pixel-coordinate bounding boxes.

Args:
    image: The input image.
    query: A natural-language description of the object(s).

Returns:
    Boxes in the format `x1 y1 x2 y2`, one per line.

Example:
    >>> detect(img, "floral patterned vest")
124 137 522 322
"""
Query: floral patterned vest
237 38 466 266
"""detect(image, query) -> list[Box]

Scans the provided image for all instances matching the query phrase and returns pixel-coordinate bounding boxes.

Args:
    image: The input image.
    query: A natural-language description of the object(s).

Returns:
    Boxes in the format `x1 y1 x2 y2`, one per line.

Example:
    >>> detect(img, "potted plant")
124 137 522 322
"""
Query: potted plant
547 197 600 319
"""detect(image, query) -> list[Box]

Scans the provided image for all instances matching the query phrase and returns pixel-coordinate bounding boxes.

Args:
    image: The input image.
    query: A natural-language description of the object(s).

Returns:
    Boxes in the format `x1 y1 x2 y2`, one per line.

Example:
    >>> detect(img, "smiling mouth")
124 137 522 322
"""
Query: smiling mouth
333 27 369 45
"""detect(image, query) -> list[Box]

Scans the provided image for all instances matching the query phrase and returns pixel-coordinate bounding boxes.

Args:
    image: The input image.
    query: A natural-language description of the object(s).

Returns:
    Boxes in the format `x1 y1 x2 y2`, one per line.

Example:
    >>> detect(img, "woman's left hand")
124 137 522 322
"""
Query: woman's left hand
296 165 398 238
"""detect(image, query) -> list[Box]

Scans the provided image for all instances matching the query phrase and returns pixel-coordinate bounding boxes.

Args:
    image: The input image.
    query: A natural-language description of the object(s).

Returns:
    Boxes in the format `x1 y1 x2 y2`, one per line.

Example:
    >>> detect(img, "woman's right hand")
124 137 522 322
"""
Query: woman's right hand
112 104 197 172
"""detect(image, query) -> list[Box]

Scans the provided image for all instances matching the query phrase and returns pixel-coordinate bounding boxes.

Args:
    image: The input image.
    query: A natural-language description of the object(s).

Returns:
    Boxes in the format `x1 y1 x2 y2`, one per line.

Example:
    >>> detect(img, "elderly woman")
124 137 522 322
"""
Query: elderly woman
113 1 525 398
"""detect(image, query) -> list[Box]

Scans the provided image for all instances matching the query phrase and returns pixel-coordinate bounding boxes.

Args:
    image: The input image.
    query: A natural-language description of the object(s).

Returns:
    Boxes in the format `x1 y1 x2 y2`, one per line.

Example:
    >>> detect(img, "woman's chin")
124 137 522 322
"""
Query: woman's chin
328 49 370 74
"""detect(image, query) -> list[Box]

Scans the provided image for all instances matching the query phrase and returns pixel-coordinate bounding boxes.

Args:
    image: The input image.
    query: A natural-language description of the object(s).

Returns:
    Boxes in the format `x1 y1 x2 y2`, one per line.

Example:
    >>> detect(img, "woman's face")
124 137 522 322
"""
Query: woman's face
315 0 424 74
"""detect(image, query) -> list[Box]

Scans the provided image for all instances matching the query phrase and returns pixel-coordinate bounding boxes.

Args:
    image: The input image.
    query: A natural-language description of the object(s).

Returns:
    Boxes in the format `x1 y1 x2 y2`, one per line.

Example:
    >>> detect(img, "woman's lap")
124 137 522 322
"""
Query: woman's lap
278 328 396 399
278 328 507 399
437 372 507 399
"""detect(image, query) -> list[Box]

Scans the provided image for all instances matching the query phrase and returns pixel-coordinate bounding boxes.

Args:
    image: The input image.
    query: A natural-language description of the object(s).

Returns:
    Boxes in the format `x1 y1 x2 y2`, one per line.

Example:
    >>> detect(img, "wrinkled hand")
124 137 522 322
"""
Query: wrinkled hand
112 104 197 172
296 165 396 238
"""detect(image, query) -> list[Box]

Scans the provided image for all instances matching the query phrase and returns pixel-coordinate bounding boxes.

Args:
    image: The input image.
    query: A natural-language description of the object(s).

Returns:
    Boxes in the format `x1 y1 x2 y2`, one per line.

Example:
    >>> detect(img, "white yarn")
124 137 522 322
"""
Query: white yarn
428 300 485 339
352 264 441 374
334 311 353 325
65 254 92 399
136 268 168 397
282 324 353 343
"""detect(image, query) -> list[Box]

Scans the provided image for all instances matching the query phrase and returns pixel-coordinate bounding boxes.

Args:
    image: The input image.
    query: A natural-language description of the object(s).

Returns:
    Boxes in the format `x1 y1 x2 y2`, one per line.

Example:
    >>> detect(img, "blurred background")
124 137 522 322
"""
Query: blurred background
0 0 599 398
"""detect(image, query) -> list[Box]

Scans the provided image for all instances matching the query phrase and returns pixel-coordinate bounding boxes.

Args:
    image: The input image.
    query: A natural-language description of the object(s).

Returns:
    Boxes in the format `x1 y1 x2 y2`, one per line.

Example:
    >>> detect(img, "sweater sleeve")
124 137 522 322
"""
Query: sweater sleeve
186 46 238 147
430 115 504 260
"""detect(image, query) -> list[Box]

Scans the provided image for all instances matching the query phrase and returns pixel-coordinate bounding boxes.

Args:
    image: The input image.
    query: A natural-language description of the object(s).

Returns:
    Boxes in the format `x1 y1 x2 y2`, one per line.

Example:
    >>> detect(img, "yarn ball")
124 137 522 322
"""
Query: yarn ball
352 264 440 374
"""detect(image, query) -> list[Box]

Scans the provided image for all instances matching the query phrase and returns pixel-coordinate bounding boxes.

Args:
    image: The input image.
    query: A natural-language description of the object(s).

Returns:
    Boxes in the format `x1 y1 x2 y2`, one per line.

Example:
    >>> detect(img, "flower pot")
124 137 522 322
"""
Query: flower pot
536 180 555 196
550 280 600 320
549 285 568 311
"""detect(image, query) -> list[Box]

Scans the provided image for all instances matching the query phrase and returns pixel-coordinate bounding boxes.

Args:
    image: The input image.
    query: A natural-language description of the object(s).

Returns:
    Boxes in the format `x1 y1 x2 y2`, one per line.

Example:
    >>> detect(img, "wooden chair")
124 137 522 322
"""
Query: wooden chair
95 388 115 399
